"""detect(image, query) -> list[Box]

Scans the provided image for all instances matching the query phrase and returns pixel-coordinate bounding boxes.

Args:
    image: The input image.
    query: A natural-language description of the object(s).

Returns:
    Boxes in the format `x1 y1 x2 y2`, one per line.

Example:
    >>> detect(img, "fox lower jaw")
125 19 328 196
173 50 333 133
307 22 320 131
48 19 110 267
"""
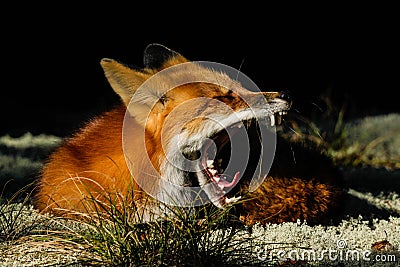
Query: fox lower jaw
155 165 241 209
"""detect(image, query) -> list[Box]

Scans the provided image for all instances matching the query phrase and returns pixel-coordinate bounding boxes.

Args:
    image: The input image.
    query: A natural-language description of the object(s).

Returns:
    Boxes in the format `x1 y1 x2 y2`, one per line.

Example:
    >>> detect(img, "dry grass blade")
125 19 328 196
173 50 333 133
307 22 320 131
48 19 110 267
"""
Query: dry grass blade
46 185 278 267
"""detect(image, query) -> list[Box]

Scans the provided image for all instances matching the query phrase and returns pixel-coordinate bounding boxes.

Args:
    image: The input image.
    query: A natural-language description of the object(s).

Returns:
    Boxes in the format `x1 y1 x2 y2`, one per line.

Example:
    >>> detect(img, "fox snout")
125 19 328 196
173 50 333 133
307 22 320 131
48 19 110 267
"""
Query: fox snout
261 90 293 106
277 90 293 107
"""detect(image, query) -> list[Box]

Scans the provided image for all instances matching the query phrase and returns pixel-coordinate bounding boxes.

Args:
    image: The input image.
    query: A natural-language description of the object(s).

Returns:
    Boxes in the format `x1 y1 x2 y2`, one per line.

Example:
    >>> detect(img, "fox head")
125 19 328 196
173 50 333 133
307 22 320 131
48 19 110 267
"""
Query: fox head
100 43 292 209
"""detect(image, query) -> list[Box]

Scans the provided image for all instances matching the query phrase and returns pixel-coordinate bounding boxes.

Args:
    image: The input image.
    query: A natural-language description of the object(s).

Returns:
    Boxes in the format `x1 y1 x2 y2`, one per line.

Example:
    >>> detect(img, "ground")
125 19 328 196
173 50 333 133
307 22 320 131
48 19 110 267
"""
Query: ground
0 114 399 266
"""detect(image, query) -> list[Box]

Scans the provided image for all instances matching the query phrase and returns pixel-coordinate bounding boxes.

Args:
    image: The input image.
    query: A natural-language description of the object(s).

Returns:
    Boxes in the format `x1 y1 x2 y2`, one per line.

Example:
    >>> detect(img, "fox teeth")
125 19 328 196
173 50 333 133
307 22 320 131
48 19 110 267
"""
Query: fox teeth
269 115 275 127
209 169 217 175
206 160 214 167
225 196 242 204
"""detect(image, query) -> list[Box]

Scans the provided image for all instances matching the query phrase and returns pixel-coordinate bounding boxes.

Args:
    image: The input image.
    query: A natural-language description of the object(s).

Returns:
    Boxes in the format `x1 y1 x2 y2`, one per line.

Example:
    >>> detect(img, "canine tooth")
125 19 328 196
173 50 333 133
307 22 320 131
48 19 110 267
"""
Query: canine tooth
213 177 220 183
206 160 214 167
225 196 242 204
218 184 225 190
209 169 217 175
269 115 275 127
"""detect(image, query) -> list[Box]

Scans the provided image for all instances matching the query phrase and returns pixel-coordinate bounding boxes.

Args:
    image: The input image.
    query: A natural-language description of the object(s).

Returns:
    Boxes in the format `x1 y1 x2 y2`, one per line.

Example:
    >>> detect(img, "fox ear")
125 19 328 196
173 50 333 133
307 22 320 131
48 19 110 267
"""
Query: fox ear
100 58 148 106
100 57 161 126
143 43 188 69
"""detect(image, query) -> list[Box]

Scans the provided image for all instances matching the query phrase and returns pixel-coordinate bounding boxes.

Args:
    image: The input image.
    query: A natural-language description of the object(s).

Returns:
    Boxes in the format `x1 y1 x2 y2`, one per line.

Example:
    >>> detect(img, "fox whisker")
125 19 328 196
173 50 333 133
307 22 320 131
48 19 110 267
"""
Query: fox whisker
235 56 247 82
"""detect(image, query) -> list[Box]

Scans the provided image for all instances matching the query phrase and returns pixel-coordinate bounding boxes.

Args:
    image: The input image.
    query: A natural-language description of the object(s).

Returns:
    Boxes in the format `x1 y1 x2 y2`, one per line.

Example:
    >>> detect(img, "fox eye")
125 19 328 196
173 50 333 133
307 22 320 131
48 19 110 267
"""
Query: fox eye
159 95 168 105
214 95 235 101
214 89 235 102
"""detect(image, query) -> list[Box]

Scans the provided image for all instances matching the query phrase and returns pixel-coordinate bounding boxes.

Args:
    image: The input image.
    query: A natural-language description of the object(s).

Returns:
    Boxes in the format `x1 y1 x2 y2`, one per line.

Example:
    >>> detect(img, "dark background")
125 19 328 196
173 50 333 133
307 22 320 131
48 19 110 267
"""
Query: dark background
2 7 398 137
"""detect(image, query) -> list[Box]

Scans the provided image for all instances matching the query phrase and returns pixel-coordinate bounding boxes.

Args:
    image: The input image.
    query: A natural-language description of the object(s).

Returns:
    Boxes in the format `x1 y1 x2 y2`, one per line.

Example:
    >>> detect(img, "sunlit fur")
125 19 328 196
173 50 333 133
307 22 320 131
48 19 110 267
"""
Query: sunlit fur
34 45 342 224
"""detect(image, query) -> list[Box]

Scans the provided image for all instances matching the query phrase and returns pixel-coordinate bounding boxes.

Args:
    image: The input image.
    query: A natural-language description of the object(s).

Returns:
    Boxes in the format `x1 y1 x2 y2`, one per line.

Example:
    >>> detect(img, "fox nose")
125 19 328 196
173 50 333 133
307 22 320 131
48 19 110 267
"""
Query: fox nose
278 90 293 107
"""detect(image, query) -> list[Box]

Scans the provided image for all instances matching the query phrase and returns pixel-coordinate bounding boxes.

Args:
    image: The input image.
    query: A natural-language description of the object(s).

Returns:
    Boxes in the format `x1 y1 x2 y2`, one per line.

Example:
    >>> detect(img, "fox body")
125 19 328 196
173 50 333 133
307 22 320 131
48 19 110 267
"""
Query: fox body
34 44 343 224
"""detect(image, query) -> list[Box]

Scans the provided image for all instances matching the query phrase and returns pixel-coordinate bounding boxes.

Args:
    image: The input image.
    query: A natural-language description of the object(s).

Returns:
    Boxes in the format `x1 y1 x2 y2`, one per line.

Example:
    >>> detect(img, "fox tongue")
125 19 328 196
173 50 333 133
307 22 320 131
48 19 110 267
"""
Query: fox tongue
200 154 240 190
213 171 240 190
200 139 241 190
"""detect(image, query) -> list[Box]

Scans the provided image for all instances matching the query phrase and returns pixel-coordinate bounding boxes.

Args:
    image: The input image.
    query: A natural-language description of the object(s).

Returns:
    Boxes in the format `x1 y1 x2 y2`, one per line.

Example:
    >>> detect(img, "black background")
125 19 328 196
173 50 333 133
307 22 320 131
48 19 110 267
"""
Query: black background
2 6 398 137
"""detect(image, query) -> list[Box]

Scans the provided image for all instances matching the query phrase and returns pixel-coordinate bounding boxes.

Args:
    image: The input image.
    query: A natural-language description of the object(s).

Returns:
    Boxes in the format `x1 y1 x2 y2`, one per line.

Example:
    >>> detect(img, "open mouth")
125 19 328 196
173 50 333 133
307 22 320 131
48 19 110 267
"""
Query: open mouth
194 110 287 207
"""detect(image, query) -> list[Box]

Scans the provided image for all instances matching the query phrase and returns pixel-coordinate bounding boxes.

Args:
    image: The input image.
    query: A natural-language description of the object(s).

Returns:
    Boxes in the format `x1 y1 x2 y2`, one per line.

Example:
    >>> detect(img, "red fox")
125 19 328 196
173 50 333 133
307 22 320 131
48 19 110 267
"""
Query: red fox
34 44 343 224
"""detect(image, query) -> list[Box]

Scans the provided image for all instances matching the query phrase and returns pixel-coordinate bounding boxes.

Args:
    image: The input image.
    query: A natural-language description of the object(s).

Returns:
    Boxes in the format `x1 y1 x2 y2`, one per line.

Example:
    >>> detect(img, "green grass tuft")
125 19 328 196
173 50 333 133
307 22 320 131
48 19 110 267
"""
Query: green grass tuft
54 188 272 266
0 183 51 242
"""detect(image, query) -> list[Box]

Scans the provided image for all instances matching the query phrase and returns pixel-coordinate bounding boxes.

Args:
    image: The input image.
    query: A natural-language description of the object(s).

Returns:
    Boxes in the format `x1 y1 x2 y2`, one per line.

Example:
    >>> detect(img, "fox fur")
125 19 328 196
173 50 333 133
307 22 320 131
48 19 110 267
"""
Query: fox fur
34 44 343 225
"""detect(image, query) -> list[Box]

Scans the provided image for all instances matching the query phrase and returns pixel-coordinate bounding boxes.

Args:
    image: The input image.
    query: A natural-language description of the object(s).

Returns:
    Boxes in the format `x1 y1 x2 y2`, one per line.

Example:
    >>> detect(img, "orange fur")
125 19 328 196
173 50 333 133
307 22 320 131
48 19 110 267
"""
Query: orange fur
34 106 135 214
34 44 343 224
237 176 343 225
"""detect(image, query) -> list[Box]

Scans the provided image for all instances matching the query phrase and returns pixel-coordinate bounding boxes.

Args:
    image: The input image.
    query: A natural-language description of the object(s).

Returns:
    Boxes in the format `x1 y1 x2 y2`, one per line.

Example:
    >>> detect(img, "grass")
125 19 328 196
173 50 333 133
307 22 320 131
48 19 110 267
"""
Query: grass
281 92 400 170
0 185 280 266
1 92 399 266
0 133 280 266
0 133 62 199
43 186 274 267
0 183 44 242
2 188 399 266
